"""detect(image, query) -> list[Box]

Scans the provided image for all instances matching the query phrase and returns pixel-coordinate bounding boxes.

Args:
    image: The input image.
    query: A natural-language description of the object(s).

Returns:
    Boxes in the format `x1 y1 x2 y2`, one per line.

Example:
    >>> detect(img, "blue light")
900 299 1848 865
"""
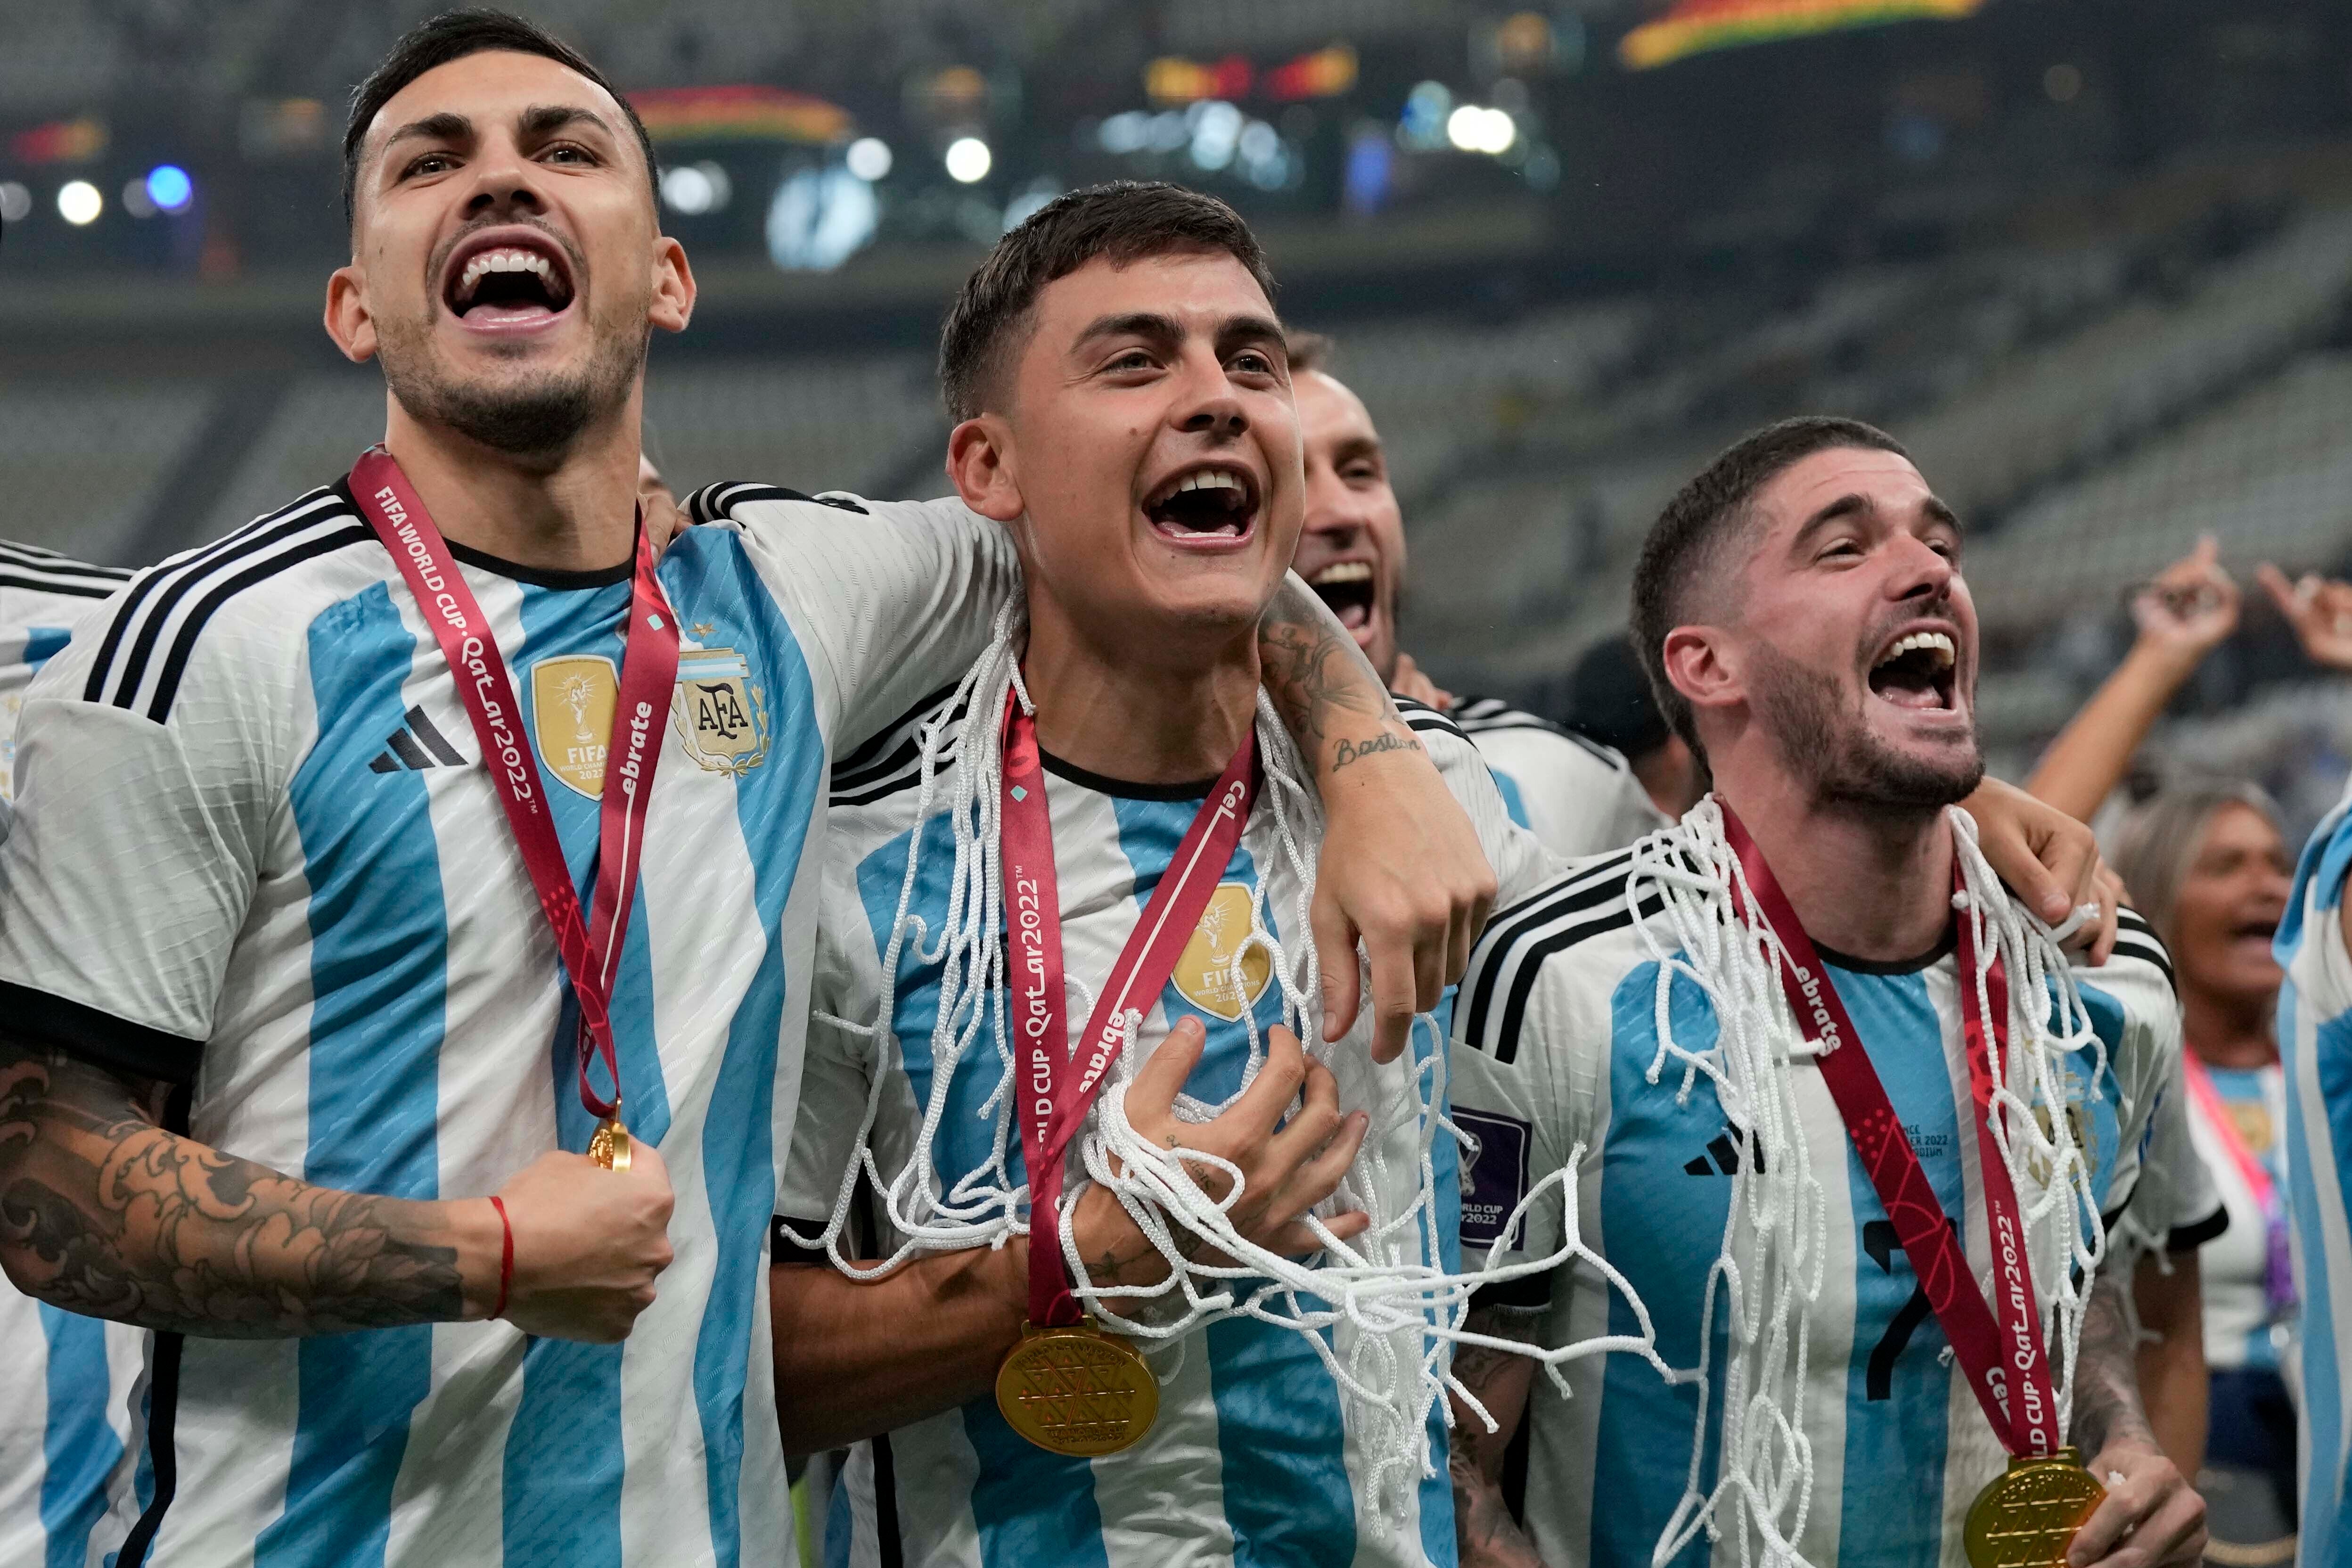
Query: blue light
144 164 193 213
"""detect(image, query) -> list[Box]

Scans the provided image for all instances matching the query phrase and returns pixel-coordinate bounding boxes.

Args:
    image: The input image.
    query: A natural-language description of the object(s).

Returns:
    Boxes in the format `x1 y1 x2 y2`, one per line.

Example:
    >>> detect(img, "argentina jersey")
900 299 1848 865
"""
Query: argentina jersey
1401 697 1662 860
0 479 1016 1567
781 685 1550 1568
0 542 140 1568
1447 850 2179 1568
2278 771 2352 1564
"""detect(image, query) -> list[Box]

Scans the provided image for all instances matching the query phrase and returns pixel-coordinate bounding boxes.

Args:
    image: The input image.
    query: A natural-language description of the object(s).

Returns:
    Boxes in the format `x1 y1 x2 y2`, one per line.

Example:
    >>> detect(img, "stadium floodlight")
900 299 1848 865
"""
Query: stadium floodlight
146 164 194 213
845 137 893 182
56 180 101 225
660 161 730 216
1447 105 1517 156
945 137 992 184
0 181 29 225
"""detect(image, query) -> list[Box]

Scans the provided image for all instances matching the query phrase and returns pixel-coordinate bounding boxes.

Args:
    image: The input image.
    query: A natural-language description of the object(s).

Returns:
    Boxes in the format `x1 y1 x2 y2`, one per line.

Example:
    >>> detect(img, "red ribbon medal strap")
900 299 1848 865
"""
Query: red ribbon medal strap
350 448 680 1126
998 692 1258 1327
1717 804 2064 1459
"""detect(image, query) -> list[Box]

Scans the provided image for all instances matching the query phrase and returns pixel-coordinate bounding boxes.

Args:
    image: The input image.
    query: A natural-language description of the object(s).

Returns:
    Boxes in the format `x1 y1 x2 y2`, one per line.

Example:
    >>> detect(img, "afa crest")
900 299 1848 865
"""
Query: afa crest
1171 882 1273 1021
672 646 769 776
530 655 619 797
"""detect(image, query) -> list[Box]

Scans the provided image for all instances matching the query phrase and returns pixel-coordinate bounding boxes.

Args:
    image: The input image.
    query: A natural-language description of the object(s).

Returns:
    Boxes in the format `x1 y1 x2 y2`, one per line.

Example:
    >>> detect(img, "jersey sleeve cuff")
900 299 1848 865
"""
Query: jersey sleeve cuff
770 1215 836 1265
2167 1205 2229 1253
0 980 203 1085
1469 1273 1553 1315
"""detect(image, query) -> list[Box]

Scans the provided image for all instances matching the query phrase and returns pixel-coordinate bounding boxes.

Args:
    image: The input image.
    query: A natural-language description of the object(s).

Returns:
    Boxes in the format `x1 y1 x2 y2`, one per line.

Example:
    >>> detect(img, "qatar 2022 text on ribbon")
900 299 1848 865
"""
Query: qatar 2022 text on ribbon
992 689 1257 1458
350 446 679 1172
1717 803 2106 1568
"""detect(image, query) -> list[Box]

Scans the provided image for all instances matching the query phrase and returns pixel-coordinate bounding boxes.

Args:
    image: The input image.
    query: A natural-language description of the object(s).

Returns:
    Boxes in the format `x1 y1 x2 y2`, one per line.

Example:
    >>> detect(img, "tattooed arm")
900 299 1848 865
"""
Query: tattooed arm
2063 1269 2208 1568
1449 1305 1550 1568
0 1038 674 1342
1259 574 1498 1063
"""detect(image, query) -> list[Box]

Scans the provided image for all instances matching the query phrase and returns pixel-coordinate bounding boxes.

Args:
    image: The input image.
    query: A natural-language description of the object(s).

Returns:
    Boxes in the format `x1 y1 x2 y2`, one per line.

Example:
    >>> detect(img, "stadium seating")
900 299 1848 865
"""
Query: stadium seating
0 380 218 565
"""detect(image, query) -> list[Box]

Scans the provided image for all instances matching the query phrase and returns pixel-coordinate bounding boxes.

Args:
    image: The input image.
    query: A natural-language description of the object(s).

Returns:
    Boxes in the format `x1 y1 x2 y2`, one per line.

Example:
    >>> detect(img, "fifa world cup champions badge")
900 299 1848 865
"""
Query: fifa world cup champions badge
990 693 1259 1456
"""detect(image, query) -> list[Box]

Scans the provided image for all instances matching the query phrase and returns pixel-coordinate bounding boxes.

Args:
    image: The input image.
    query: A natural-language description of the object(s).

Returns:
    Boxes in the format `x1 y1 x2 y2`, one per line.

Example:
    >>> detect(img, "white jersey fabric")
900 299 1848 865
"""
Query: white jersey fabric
0 479 1016 1568
2277 771 2352 1560
1418 696 1663 859
2181 1061 2285 1370
781 690 1550 1568
0 544 142 1568
1447 841 2180 1568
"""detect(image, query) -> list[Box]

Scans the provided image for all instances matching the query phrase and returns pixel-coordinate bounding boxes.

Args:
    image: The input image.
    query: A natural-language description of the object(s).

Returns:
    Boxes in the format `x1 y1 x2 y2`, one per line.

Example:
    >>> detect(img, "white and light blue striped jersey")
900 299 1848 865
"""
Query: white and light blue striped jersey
1415 697 1663 859
2277 771 2352 1562
780 689 1551 1568
2185 1063 2285 1370
0 542 142 1568
0 480 1016 1567
1448 852 2180 1568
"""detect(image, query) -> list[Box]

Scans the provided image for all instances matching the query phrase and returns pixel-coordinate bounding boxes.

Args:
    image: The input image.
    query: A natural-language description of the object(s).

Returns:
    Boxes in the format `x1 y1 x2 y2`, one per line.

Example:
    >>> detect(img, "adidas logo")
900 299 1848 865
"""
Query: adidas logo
1683 1126 1767 1176
369 706 467 774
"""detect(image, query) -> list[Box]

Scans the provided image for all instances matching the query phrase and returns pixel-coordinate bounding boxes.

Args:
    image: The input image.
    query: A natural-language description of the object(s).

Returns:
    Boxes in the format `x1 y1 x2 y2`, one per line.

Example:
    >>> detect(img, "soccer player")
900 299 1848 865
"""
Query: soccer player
1287 332 1661 858
768 183 1555 1568
0 20 1492 1566
0 542 140 1568
2255 561 2352 1563
1443 417 2206 1568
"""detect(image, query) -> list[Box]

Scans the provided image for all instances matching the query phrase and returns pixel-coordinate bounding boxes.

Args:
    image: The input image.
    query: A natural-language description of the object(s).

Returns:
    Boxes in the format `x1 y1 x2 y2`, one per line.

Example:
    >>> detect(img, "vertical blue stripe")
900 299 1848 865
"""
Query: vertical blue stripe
964 1399 1111 1568
1827 967 1956 1566
500 575 639 1568
2282 801 2352 1558
39 1303 123 1568
672 535 821 1566
1485 766 1530 832
1204 1317 1356 1567
23 626 72 672
1594 961 1729 1568
255 583 447 1568
1421 1003 1463 1568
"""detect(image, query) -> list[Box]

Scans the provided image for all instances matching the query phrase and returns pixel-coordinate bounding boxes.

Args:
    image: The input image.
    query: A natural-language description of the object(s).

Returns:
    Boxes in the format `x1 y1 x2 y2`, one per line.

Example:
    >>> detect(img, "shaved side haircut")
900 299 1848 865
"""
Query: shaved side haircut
1630 415 1908 756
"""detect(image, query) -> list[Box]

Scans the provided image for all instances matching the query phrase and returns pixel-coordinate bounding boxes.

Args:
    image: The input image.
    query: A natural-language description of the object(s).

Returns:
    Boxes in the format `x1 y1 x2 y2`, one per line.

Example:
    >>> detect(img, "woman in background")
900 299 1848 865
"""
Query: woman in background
2112 786 2300 1557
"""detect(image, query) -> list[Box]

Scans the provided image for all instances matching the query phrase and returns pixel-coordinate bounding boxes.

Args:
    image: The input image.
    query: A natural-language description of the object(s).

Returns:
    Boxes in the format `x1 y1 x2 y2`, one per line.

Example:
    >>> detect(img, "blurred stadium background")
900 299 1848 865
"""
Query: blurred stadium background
7 0 2352 832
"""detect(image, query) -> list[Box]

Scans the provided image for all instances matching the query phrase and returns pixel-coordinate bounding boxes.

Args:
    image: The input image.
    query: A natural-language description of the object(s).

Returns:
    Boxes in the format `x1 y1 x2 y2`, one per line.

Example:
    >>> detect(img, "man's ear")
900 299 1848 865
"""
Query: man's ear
1661 624 1743 724
649 235 695 334
946 415 1024 523
324 263 378 364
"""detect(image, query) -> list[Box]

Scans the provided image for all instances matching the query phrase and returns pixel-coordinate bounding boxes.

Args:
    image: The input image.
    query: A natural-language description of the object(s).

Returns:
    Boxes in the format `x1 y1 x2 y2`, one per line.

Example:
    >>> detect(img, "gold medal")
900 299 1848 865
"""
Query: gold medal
994 1320 1160 1457
587 1116 632 1172
1963 1448 2106 1568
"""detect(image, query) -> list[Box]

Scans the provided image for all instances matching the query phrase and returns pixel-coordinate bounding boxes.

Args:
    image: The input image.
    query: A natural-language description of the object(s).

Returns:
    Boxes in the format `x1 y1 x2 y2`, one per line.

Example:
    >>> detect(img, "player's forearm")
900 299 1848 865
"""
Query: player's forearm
2025 642 2201 823
1451 1307 1550 1568
2133 1253 2210 1474
0 1038 495 1337
1259 573 1420 780
2071 1269 2159 1456
770 1244 1030 1454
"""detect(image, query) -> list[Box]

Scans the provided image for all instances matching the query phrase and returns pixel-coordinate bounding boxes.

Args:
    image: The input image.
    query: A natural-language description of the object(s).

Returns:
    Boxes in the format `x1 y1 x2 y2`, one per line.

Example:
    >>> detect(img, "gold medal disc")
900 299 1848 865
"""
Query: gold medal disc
588 1117 632 1172
1963 1449 2106 1568
995 1321 1160 1457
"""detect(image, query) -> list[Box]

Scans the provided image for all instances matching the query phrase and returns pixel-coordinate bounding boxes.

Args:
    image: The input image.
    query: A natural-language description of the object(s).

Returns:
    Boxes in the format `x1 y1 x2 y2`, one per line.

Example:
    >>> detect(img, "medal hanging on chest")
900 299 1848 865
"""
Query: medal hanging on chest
1718 805 2105 1568
991 691 1257 1457
351 447 679 1169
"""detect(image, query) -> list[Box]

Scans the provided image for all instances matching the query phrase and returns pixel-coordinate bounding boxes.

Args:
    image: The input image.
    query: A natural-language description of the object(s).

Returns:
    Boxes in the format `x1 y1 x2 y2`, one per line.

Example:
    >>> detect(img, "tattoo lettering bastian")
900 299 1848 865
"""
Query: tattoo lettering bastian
1333 733 1423 771
0 1041 467 1337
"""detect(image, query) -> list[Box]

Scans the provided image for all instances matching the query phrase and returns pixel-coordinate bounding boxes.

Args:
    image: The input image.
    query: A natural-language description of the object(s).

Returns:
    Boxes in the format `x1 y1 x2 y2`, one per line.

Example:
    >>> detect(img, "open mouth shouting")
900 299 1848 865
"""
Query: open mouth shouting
1866 625 1959 714
1143 462 1261 547
441 226 577 333
1310 560 1375 630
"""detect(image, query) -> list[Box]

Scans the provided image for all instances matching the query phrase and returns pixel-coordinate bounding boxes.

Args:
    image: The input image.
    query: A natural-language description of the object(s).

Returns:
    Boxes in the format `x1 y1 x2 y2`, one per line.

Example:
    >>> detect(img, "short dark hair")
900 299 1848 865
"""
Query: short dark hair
1629 415 1909 756
1287 330 1335 376
938 181 1278 422
342 8 659 230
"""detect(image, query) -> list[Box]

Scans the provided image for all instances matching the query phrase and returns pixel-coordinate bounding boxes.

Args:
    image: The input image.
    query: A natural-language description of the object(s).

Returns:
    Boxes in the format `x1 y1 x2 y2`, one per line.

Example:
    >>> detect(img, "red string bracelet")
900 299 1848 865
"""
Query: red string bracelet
488 1196 514 1321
